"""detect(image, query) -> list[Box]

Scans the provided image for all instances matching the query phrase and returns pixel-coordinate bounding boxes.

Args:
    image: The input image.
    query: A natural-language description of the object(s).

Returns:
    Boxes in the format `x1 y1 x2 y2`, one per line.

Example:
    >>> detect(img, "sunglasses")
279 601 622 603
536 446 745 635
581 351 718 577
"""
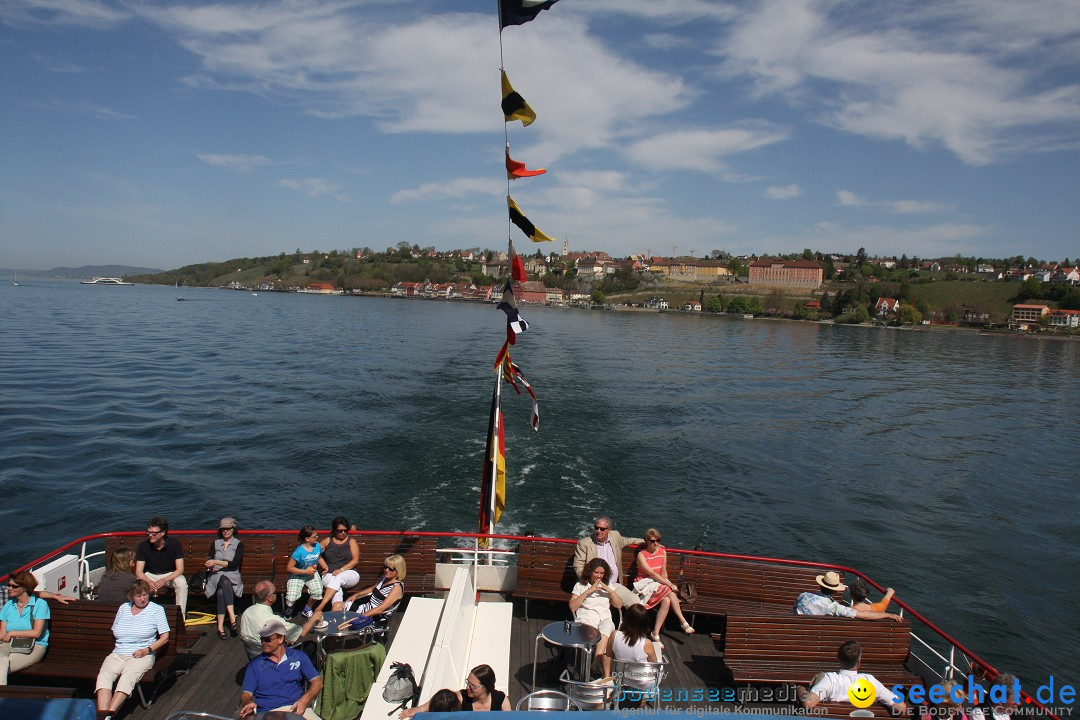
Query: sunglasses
334 528 349 534
648 537 661 543
147 529 164 536
384 566 396 571
594 526 609 531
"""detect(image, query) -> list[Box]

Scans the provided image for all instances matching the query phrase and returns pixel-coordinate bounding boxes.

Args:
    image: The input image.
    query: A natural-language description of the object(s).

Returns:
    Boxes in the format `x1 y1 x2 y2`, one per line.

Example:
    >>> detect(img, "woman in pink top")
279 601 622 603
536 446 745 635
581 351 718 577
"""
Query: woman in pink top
633 528 693 640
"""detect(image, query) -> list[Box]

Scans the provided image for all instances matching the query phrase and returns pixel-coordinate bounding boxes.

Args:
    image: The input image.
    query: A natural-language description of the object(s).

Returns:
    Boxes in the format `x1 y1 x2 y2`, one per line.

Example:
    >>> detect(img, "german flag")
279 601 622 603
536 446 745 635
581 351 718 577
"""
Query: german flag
508 195 554 243
478 376 506 536
501 70 536 127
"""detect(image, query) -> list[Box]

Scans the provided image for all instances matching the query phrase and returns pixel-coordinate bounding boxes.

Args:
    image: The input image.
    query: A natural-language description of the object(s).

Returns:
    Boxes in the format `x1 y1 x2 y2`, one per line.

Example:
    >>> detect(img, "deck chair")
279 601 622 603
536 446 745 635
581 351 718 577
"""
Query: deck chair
515 689 581 711
560 668 613 710
611 658 668 709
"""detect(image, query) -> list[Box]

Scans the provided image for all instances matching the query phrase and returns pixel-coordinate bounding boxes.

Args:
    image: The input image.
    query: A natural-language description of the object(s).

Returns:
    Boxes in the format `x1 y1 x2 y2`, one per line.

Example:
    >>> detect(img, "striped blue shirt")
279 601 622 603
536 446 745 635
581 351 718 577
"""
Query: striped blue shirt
111 601 170 654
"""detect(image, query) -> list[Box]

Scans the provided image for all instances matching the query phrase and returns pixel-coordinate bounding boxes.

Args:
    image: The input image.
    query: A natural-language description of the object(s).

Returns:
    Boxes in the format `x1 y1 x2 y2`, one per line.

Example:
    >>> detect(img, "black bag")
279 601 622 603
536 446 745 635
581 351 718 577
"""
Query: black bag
383 661 419 715
678 581 697 605
190 570 209 594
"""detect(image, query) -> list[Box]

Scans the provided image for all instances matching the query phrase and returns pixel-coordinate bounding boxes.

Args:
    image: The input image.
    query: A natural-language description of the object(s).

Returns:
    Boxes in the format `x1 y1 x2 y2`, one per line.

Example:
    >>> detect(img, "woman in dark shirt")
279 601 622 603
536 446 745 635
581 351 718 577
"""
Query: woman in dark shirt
204 517 243 639
95 548 136 605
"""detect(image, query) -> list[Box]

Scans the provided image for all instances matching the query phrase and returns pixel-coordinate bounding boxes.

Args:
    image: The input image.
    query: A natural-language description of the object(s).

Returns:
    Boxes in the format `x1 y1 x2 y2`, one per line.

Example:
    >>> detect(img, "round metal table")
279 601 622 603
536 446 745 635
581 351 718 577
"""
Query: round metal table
531 620 601 688
313 610 375 667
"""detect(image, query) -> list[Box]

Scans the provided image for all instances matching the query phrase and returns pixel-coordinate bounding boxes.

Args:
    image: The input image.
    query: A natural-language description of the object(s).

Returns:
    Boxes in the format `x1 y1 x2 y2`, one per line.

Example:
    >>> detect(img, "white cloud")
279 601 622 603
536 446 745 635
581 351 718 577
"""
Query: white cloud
196 153 270 173
766 184 802 199
717 0 1080 164
836 190 866 206
0 0 130 27
837 190 950 214
625 125 789 174
278 178 346 201
391 178 503 204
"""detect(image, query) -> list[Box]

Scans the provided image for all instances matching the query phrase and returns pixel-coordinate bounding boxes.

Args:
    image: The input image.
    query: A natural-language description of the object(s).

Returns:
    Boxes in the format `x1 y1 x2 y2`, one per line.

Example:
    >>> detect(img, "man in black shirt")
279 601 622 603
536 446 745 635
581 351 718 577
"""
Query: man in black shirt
135 516 187 617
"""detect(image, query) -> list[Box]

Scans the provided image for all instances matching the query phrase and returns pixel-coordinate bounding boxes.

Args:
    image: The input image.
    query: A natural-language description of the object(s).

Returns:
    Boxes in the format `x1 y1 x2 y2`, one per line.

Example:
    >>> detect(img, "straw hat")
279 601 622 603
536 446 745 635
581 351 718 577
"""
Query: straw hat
816 571 847 592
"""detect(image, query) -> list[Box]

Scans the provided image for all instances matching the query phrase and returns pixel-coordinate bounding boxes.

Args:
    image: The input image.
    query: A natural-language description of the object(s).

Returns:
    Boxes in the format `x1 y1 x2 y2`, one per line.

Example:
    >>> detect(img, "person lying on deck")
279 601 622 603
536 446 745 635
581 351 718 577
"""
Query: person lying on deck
794 572 902 621
797 640 908 714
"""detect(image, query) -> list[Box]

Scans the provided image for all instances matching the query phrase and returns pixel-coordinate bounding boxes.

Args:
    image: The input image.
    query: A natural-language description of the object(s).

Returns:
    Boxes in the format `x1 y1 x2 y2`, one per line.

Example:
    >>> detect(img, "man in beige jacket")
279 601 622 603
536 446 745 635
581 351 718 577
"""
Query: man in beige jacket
573 516 643 608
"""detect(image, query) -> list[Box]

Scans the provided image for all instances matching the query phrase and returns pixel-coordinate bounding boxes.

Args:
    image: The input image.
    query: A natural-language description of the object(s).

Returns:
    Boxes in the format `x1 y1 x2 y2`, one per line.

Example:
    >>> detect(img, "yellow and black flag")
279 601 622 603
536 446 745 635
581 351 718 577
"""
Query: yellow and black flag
501 70 536 127
507 195 554 243
499 0 560 29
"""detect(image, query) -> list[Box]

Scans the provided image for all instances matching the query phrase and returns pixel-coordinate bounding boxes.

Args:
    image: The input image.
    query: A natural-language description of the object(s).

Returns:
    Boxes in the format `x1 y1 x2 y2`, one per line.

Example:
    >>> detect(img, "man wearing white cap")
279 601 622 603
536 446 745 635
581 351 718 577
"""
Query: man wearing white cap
239 617 323 720
794 571 902 621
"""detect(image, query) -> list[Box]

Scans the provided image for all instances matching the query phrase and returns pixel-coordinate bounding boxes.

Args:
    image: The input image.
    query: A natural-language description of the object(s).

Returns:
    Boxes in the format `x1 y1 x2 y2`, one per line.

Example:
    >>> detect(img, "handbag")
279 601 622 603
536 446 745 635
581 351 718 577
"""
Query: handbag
190 570 209 594
383 661 419 715
8 636 35 654
677 581 697 605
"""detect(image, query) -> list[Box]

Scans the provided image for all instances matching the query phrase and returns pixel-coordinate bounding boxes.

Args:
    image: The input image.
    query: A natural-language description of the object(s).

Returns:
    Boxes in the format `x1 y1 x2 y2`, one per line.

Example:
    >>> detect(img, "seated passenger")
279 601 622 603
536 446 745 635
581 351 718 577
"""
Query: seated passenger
96 548 137 605
96 580 171 718
285 525 326 619
400 664 509 717
340 555 406 628
317 516 361 611
798 640 907 714
570 558 622 678
970 672 1021 720
848 576 895 612
135 516 188 618
633 528 694 639
429 688 463 712
240 617 322 720
932 679 970 720
0 571 51 685
794 572 901 621
204 516 244 639
239 580 323 660
607 603 663 666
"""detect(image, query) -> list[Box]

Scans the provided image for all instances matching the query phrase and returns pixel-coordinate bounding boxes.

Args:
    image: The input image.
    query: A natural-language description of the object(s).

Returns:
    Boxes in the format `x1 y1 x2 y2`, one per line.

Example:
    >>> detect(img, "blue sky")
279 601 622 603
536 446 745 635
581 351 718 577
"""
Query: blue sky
2 0 1079 271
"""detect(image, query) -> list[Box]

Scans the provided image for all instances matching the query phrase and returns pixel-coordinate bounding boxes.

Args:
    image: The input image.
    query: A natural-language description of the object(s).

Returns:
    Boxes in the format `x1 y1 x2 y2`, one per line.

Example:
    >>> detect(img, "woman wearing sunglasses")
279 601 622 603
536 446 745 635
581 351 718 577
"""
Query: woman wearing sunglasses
340 555 406 629
318 517 360 611
0 571 51 684
633 528 694 640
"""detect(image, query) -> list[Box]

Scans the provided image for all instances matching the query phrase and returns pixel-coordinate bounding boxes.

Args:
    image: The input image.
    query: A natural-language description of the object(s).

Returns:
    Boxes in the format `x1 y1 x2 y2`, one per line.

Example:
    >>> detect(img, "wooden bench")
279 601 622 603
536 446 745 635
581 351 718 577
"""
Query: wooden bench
0 685 78 699
354 535 437 596
511 540 581 618
722 614 920 690
14 600 186 707
622 547 842 619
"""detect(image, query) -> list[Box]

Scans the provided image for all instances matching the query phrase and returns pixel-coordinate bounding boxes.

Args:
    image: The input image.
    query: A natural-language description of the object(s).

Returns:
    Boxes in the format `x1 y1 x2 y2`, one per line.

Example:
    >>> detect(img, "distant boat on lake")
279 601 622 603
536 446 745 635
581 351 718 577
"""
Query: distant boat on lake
80 277 134 286
12 271 17 286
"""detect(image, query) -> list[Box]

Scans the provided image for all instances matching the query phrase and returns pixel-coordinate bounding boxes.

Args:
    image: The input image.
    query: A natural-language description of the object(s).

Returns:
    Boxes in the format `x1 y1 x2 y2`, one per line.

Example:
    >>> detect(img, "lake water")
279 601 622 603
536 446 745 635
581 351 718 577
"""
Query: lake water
1 278 1077 691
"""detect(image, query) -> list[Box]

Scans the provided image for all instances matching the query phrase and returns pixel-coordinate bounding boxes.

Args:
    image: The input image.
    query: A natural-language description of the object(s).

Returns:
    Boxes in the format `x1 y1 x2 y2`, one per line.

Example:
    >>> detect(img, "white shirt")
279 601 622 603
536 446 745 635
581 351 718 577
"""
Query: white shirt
596 541 619 584
810 668 900 707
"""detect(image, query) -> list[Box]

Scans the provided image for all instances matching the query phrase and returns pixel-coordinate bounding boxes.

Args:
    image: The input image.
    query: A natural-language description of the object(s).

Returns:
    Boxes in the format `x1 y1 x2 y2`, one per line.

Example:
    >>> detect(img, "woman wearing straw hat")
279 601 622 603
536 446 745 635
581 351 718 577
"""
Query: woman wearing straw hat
205 516 244 639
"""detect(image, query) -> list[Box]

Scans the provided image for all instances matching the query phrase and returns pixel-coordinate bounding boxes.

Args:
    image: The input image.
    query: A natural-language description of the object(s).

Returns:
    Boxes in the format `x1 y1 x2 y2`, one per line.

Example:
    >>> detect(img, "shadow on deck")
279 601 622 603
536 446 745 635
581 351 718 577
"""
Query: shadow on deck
71 597 746 719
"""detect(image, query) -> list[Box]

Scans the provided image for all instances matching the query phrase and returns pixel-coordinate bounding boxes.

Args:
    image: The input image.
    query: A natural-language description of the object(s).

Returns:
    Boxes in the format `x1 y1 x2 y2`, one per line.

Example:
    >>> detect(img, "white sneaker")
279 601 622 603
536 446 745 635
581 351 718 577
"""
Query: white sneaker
302 606 313 618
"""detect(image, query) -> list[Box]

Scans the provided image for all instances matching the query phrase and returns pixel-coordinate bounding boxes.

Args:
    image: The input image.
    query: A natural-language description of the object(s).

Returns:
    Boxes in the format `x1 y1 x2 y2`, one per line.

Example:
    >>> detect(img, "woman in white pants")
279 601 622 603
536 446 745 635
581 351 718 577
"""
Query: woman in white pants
317 516 360 610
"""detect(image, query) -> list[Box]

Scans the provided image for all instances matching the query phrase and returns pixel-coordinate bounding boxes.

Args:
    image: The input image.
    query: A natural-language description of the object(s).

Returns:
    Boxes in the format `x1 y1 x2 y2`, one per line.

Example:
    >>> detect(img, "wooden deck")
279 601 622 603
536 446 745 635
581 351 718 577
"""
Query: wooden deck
47 595 746 719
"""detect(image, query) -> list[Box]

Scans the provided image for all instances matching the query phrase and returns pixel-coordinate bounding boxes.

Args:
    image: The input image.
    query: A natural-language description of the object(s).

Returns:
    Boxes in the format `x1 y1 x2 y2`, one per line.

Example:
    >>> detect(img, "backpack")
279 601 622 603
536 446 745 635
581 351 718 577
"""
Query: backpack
383 661 419 715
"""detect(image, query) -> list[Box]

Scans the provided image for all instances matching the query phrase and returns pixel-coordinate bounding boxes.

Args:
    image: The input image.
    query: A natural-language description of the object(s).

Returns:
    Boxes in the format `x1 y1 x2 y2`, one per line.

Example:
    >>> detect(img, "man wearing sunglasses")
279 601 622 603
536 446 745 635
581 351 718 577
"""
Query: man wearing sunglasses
134 516 187 619
573 516 643 608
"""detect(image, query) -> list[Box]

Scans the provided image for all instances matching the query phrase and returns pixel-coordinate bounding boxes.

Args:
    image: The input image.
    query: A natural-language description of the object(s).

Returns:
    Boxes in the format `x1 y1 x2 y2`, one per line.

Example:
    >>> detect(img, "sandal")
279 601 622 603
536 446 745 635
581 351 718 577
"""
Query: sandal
217 628 227 640
649 632 661 642
229 619 238 637
681 622 696 635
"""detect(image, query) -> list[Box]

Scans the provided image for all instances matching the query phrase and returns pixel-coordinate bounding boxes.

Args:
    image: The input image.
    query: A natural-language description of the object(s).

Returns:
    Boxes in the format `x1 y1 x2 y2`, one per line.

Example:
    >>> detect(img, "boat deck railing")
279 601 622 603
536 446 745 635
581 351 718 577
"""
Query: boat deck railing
2 529 1058 720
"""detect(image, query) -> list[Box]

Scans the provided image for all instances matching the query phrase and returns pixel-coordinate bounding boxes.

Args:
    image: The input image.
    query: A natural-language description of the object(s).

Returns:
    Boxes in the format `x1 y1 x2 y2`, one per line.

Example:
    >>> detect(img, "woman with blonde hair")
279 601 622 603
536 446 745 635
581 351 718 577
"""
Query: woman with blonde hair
0 570 51 684
341 555 406 628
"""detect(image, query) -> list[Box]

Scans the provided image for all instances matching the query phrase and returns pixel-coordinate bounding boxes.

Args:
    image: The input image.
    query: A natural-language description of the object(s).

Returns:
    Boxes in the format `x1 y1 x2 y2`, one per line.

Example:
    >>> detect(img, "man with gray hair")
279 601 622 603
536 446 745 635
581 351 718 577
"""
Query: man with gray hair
573 515 643 608
239 579 323 659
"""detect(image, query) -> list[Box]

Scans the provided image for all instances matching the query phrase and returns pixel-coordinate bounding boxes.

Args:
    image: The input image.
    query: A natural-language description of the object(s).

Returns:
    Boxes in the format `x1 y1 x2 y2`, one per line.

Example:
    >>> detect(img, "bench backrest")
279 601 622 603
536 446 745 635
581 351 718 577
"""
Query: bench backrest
104 532 437 597
724 614 911 664
512 541 578 602
621 546 843 608
45 599 184 666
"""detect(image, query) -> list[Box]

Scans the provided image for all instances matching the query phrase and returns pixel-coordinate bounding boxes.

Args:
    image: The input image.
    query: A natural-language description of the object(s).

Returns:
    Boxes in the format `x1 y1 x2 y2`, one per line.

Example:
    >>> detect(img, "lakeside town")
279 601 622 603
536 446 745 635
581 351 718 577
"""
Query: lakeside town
119 244 1080 334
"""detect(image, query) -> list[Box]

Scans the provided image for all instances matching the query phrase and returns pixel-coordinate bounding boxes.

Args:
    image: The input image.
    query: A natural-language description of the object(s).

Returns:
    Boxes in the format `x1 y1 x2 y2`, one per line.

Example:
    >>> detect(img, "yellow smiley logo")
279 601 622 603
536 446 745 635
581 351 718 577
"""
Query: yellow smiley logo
848 678 876 708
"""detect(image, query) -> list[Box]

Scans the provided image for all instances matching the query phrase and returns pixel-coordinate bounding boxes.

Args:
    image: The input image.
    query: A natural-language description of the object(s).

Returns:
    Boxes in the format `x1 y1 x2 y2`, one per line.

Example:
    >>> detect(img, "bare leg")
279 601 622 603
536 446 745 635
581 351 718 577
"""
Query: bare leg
96 688 112 712
652 596 671 638
109 691 129 713
598 634 611 677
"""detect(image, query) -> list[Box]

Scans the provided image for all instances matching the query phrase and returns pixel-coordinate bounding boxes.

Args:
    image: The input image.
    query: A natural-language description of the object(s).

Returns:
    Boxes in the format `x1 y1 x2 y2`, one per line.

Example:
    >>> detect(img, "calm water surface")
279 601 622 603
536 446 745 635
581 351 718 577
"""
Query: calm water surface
0 278 1077 690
